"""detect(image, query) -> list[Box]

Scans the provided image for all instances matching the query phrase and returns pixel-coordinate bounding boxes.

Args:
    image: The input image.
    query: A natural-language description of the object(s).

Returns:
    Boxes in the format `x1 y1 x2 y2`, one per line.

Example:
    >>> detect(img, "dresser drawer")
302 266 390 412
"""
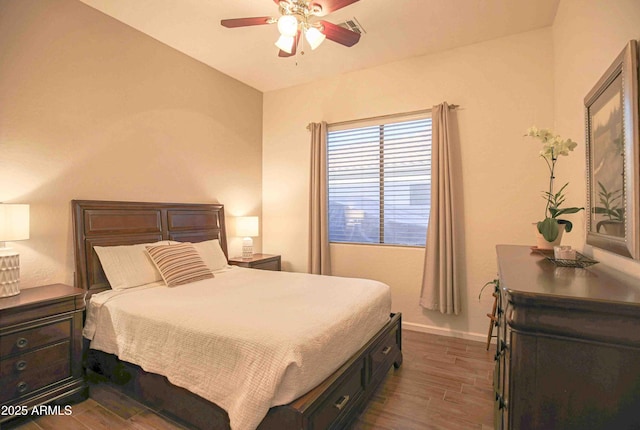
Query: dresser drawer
310 361 364 430
0 320 70 359
0 341 71 403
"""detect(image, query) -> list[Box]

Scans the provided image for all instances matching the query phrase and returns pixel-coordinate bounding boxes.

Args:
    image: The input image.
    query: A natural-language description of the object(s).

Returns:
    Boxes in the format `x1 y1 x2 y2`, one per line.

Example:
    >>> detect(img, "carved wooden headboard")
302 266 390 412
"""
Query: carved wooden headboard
72 200 227 295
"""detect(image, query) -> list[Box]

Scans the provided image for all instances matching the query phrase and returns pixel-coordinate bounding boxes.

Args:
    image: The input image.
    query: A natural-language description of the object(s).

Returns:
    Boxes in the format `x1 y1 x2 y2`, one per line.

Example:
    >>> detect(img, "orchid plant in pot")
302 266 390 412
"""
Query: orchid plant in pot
526 127 584 248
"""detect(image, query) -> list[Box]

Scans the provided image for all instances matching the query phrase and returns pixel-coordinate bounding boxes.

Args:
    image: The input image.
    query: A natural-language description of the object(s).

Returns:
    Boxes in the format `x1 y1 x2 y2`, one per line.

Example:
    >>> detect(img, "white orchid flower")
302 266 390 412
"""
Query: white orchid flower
525 126 584 242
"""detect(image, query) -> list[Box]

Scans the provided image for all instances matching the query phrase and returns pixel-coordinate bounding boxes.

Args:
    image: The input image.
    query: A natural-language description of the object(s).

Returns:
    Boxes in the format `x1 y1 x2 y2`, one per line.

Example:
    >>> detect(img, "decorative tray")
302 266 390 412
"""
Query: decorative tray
530 246 553 255
532 248 599 268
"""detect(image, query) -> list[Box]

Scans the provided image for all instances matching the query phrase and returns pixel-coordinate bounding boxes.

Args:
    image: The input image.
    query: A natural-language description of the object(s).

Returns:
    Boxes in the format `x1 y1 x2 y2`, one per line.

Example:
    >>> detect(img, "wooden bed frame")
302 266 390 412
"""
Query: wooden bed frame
72 200 403 430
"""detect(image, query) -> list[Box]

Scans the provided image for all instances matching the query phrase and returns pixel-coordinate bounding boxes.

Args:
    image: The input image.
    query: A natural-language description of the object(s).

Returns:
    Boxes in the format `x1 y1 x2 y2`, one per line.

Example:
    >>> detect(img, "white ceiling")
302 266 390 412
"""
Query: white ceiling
79 0 560 92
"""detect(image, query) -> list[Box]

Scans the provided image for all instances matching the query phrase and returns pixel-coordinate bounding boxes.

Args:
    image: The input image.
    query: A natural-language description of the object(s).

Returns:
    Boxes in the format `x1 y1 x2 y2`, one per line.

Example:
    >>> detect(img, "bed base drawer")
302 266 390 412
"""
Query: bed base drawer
309 359 365 430
368 322 402 384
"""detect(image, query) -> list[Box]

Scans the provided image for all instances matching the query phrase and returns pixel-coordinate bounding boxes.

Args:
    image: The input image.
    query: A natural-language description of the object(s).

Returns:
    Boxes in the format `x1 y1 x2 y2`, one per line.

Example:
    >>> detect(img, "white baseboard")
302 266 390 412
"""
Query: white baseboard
402 321 494 344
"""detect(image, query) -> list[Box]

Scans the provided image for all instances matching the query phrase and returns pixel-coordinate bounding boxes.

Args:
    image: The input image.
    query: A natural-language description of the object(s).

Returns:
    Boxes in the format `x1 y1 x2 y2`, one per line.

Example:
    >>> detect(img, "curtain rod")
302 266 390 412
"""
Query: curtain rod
306 104 459 131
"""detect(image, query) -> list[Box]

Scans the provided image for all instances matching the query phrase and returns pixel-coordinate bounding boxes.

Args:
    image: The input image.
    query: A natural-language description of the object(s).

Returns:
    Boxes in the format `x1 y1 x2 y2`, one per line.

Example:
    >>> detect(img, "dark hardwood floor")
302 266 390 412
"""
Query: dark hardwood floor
351 330 494 430
5 330 494 430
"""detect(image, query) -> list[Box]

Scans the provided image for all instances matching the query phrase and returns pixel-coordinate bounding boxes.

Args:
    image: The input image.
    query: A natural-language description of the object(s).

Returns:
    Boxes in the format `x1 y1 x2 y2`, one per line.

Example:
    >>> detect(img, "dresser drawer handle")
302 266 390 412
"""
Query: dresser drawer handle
334 395 350 411
496 394 508 409
15 360 27 371
381 346 392 355
16 337 28 349
17 382 28 394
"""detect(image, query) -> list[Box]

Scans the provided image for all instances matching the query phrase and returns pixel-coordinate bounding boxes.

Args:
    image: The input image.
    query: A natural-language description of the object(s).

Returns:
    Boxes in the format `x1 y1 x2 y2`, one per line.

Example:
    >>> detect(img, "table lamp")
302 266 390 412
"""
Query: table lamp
0 203 30 298
235 216 259 259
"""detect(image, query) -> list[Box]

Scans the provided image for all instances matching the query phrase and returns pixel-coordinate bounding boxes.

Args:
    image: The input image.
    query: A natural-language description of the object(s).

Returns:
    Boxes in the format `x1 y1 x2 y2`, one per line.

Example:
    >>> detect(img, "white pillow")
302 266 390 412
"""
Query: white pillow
191 239 228 272
94 241 170 290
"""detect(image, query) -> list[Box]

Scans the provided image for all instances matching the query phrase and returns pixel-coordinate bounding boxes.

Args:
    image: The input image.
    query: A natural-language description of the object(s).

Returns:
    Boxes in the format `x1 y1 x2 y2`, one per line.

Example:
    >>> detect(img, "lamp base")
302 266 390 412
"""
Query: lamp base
242 237 254 259
0 250 20 298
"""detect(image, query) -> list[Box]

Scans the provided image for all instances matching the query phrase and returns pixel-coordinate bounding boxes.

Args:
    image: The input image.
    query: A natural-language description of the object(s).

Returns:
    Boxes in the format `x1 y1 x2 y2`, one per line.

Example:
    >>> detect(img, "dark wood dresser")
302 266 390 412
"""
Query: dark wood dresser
0 284 87 423
494 245 640 429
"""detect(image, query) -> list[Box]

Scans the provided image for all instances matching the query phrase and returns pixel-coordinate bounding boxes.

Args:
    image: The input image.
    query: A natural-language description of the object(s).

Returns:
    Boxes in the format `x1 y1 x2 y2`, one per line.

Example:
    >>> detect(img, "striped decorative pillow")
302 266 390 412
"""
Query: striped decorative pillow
146 243 214 287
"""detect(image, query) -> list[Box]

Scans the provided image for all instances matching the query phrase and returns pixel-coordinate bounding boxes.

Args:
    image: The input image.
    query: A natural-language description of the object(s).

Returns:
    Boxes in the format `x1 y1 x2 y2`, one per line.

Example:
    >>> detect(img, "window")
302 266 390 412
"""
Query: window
327 114 432 246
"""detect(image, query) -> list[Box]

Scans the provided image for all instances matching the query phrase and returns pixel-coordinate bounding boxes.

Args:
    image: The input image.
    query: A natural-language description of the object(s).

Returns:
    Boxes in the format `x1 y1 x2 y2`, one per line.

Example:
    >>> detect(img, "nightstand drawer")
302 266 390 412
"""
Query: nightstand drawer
0 319 70 359
0 341 71 402
251 260 280 271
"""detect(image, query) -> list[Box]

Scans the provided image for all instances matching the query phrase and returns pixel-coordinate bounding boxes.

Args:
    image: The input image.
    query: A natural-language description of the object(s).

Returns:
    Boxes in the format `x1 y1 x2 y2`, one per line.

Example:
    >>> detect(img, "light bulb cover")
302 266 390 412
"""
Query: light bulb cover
305 27 326 50
277 15 298 37
275 35 295 54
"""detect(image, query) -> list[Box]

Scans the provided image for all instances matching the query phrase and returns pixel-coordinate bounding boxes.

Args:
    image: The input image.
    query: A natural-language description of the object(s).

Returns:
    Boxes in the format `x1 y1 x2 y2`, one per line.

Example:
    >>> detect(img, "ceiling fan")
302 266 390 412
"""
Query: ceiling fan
221 0 362 57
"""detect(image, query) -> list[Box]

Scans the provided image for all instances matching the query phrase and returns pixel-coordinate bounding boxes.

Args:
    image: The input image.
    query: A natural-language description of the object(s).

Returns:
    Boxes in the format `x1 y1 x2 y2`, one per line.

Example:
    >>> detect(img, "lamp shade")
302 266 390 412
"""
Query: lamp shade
305 27 326 50
0 204 30 242
235 216 259 237
277 15 298 37
275 35 295 54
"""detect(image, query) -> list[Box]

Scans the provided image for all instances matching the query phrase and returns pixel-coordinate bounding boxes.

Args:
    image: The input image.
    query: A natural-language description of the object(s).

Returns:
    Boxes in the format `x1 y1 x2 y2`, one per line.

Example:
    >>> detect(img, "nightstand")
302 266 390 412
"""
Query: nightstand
228 254 281 271
0 284 87 423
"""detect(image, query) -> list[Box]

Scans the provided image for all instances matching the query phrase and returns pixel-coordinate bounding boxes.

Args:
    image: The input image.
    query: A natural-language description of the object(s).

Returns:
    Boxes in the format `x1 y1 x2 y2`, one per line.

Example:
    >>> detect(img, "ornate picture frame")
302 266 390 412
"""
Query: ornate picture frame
585 40 639 259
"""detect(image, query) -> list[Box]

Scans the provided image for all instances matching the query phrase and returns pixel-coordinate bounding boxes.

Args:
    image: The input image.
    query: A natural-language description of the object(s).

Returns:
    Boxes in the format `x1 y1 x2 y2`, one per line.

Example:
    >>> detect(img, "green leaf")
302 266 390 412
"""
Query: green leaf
598 181 607 193
538 218 559 242
558 219 573 232
553 207 584 217
594 207 611 214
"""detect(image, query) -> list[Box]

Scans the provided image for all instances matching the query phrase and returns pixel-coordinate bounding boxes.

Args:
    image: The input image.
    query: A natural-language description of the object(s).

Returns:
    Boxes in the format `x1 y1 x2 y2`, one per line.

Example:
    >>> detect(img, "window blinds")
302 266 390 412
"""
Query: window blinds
327 116 432 246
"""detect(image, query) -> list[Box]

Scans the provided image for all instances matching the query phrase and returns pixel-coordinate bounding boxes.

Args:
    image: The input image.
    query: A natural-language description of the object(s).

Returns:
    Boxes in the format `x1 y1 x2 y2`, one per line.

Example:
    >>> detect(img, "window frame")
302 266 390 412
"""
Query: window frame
326 112 432 247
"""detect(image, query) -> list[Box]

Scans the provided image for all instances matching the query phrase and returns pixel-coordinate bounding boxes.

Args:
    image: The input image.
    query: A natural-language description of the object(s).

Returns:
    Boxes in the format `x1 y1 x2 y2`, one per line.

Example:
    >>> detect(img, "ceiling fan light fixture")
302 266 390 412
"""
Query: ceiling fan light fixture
275 34 295 53
277 14 298 37
222 0 362 57
305 26 326 50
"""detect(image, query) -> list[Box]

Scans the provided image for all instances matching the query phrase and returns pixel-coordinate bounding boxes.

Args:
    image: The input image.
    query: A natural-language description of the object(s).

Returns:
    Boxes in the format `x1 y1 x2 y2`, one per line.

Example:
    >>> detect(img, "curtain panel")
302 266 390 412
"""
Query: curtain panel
420 103 461 315
308 122 331 275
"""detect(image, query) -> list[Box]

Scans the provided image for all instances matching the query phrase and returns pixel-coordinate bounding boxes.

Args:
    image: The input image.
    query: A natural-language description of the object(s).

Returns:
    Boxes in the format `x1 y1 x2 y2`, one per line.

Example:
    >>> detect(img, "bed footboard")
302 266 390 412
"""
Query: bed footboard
85 313 402 430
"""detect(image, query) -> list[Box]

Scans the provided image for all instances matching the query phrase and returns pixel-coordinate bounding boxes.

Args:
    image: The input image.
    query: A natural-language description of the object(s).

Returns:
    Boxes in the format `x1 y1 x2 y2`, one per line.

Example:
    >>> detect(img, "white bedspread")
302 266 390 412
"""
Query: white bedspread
84 267 391 430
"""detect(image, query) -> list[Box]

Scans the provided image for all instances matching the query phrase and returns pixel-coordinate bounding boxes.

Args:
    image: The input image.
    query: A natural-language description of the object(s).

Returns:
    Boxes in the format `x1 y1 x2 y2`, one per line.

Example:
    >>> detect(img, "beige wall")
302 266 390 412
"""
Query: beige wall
263 29 556 339
553 0 640 275
0 0 263 289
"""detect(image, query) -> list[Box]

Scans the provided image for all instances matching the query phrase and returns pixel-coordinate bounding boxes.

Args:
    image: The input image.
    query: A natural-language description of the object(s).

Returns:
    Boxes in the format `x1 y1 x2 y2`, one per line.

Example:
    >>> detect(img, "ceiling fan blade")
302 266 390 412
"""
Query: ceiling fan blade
310 0 360 16
278 30 301 57
221 17 273 28
319 20 361 47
